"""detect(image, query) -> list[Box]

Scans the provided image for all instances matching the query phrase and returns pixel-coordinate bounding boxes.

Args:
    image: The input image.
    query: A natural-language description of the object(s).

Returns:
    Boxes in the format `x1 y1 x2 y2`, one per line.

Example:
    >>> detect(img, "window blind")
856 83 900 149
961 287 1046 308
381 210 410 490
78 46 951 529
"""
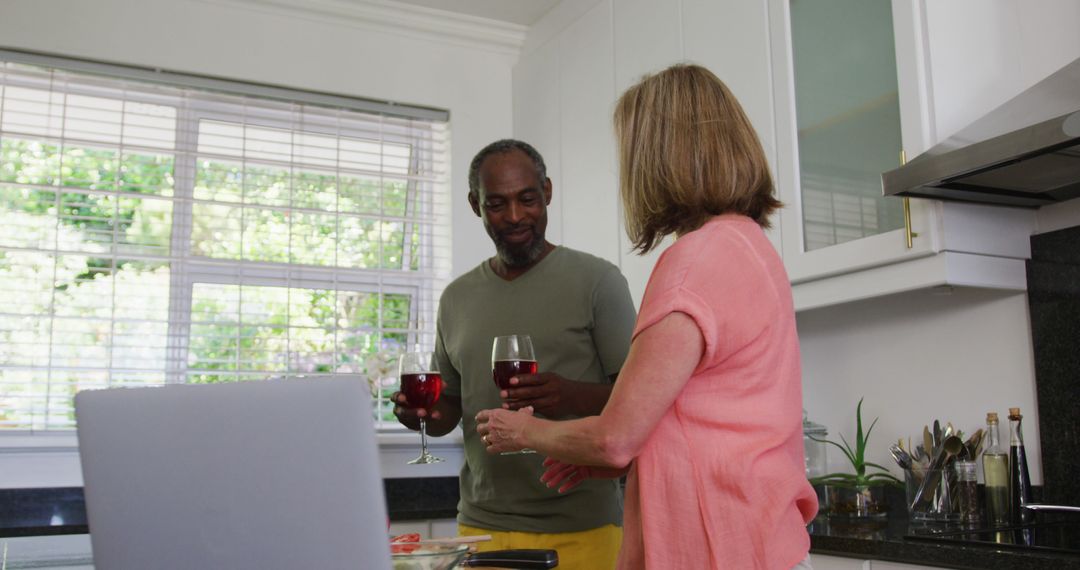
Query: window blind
0 56 451 431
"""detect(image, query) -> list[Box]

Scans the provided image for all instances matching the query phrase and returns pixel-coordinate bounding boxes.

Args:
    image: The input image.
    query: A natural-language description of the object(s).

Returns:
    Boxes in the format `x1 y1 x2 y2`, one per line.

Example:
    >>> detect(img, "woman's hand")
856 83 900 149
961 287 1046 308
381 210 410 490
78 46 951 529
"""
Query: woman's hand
475 406 535 453
540 458 630 493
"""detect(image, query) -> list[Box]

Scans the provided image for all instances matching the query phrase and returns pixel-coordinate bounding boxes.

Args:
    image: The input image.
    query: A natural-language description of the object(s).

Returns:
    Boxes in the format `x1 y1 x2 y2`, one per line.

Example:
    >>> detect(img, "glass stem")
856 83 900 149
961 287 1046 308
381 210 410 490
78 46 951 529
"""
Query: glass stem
419 418 429 455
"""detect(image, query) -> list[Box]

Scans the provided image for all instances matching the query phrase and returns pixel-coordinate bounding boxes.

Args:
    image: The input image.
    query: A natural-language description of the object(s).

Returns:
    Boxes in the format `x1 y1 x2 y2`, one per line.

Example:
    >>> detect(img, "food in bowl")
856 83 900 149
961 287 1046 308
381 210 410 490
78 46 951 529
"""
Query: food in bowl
391 543 470 570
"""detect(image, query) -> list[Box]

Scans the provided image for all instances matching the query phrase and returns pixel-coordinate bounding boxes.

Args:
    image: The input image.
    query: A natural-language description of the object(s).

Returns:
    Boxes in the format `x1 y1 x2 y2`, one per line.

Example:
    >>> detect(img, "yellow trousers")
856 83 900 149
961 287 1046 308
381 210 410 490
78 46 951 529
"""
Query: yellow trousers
458 522 622 570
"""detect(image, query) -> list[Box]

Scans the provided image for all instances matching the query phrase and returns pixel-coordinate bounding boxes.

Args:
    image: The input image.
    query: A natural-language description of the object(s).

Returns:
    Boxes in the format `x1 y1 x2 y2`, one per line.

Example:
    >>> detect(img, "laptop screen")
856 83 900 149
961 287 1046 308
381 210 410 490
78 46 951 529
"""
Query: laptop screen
75 377 392 570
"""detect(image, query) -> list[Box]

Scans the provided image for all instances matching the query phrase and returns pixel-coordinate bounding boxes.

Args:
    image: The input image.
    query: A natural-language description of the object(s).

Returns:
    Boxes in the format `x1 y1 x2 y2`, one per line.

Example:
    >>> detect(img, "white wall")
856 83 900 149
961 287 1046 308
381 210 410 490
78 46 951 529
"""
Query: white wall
797 288 1042 483
0 0 515 486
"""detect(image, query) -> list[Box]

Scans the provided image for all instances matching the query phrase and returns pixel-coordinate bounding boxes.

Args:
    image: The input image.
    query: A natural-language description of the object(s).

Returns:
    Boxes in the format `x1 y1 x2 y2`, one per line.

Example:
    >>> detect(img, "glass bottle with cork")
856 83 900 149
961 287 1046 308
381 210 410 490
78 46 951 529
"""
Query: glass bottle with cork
982 412 1009 527
1007 407 1033 525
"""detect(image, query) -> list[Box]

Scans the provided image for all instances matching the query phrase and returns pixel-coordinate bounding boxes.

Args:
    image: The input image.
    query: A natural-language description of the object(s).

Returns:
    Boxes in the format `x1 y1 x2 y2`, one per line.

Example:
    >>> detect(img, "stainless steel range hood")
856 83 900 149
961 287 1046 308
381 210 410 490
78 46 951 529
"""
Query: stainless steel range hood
882 57 1080 208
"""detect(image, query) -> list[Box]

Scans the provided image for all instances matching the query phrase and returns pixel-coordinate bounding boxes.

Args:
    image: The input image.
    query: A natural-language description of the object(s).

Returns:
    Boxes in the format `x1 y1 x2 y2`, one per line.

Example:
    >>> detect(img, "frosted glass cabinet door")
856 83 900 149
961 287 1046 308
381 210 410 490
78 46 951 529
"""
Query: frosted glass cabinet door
769 0 939 283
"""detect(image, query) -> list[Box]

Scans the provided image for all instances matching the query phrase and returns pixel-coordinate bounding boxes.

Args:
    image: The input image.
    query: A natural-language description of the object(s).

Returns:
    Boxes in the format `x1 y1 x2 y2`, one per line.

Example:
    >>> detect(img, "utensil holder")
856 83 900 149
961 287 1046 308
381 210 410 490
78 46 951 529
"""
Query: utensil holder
907 466 960 522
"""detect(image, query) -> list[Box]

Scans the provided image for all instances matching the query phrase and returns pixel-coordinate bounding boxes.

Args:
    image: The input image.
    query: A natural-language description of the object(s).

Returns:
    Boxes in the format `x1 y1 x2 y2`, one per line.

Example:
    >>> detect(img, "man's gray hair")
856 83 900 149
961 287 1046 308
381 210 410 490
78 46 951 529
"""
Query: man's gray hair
468 139 548 198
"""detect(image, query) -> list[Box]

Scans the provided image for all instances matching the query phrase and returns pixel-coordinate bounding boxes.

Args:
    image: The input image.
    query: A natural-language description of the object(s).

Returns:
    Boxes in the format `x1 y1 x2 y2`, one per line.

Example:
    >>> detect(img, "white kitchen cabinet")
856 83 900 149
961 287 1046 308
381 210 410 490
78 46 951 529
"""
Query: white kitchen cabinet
811 554 871 570
811 554 948 570
611 0 683 306
870 561 947 570
768 0 939 283
518 0 682 307
388 520 430 537
559 0 620 265
0 534 94 568
429 518 459 539
681 0 783 256
767 0 1056 311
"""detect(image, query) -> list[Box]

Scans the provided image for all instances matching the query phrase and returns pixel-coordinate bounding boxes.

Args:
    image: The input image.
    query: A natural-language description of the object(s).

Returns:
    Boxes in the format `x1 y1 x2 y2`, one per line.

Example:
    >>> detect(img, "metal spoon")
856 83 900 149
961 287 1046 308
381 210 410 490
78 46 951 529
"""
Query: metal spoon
910 435 963 511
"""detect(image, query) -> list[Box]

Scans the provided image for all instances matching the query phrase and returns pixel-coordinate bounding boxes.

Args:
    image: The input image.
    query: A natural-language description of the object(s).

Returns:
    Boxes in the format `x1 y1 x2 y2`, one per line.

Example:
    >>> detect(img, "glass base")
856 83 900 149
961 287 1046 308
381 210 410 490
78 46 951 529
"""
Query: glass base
821 484 888 518
408 452 445 465
500 449 537 456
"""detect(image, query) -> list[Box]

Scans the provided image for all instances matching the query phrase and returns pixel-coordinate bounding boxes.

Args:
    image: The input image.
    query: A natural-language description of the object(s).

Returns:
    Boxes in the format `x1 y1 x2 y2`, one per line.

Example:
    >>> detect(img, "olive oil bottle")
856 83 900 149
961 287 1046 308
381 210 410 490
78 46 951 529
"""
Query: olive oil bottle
982 412 1009 527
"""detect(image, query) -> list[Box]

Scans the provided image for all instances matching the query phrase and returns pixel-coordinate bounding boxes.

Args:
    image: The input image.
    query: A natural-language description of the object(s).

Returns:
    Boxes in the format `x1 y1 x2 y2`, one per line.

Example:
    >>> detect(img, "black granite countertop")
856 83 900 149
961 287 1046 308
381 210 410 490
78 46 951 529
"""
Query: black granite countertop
7 481 1080 569
0 478 460 538
808 489 1080 570
0 488 88 537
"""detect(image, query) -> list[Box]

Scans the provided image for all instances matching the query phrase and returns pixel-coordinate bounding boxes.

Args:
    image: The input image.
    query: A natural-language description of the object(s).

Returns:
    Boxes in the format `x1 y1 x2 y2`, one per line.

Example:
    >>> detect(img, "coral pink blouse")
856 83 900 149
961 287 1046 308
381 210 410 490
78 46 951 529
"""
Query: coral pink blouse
618 215 818 569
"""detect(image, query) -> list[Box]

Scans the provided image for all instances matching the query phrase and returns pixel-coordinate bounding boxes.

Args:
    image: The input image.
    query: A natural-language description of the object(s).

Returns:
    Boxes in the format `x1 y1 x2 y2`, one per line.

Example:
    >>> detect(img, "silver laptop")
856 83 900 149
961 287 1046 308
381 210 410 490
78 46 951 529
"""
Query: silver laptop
75 377 392 570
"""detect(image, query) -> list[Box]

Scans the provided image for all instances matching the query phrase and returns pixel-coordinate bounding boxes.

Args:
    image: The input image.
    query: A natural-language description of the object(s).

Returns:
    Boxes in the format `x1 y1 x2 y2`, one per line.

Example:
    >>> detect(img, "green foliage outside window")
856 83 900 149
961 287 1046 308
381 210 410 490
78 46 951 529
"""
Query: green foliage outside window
0 135 420 429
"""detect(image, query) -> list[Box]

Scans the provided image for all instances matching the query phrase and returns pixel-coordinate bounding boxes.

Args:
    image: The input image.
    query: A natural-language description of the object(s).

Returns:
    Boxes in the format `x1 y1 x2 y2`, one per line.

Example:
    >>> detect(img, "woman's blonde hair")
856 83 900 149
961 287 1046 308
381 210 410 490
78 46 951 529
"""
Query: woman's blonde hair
614 64 781 253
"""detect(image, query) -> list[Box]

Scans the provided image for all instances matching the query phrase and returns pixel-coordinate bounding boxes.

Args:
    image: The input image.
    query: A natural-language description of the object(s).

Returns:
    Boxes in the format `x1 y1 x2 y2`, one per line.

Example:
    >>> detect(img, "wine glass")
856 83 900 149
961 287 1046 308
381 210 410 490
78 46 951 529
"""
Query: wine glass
398 351 444 464
491 334 538 455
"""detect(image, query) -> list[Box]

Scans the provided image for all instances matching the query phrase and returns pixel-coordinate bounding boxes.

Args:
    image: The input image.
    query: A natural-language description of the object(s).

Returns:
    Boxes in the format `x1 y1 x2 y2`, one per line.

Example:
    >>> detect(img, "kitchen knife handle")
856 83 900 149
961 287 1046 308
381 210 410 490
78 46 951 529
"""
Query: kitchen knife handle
463 549 558 568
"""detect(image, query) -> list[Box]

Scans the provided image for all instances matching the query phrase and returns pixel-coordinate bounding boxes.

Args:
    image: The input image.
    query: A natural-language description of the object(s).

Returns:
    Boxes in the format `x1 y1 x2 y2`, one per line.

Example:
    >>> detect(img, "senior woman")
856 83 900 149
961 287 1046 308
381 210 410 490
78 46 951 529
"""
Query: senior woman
476 64 818 569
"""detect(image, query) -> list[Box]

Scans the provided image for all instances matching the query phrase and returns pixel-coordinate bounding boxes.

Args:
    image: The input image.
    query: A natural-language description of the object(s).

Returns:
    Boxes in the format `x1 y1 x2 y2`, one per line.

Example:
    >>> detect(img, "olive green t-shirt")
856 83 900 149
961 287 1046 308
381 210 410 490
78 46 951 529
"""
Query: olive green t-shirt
435 246 636 533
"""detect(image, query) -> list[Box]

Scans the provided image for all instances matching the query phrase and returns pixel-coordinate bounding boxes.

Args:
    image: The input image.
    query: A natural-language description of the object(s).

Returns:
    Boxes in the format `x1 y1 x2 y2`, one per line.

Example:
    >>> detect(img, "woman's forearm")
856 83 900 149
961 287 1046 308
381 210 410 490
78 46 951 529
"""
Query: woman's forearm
524 414 633 468
522 312 704 467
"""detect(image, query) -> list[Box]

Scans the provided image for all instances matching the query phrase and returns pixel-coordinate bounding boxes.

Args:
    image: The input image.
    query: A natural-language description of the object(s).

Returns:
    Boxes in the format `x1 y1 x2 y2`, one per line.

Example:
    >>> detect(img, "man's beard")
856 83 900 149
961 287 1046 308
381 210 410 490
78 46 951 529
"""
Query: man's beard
491 226 546 268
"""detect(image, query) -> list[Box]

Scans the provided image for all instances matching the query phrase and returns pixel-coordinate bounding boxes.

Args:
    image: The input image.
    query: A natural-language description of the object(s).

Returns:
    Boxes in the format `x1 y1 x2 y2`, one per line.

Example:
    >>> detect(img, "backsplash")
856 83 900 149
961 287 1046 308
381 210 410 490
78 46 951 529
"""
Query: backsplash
1026 224 1080 508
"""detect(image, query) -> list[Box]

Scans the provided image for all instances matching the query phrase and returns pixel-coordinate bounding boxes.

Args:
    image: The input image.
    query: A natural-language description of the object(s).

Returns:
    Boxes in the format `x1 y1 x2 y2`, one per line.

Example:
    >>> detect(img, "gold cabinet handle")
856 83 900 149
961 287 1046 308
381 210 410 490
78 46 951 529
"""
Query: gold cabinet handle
900 150 918 249
903 197 915 249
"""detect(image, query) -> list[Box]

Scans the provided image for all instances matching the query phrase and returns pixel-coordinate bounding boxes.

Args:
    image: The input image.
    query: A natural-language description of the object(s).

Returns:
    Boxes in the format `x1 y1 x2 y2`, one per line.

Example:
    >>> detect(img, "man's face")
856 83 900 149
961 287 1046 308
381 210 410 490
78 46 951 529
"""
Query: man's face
469 149 552 268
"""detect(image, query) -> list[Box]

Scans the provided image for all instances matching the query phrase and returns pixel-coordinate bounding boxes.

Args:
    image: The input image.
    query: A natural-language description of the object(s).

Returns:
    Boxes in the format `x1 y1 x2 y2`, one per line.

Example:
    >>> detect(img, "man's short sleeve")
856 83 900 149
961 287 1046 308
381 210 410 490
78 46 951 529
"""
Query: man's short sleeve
434 303 461 397
591 265 637 378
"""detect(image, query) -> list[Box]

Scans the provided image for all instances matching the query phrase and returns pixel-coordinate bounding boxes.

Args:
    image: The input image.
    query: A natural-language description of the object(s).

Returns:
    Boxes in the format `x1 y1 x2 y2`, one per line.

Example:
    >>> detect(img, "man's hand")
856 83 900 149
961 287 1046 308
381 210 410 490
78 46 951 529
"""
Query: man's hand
392 391 442 428
500 372 569 416
393 392 462 437
501 372 614 418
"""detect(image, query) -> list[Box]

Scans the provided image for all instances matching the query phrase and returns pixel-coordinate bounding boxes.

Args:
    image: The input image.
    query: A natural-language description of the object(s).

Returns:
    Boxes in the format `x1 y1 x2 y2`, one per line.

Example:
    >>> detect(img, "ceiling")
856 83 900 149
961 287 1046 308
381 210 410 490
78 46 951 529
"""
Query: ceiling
388 0 561 26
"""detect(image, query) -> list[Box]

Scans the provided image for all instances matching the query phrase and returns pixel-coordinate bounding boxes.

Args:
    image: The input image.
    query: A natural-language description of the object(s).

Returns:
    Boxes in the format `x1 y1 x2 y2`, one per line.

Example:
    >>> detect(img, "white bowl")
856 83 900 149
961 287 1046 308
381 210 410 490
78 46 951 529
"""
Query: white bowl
391 543 470 570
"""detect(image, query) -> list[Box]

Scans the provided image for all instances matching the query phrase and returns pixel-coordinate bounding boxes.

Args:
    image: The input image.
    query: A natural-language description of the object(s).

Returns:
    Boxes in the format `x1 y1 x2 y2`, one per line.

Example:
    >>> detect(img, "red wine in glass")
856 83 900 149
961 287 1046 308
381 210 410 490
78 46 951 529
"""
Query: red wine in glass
492 360 538 390
490 335 537 455
401 372 443 410
398 352 444 465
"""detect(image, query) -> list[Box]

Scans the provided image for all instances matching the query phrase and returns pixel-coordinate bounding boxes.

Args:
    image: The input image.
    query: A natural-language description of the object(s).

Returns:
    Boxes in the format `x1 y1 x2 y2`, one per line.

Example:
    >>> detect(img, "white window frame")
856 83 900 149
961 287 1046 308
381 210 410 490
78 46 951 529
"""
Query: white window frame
0 51 451 447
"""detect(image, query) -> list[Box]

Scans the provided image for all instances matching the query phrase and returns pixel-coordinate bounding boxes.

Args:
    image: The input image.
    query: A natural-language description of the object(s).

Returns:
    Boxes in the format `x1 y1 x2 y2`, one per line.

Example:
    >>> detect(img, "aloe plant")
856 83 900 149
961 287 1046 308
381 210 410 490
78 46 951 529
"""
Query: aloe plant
809 398 903 489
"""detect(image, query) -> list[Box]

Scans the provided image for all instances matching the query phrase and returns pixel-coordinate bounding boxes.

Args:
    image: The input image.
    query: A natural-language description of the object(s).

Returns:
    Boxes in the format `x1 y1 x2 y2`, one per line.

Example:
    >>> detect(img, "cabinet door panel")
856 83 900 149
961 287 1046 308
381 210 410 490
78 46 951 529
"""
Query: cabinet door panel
682 0 782 253
611 0 684 306
768 0 938 283
560 0 620 263
810 554 871 570
514 40 564 244
429 518 459 539
612 0 682 92
389 520 428 536
871 560 945 570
